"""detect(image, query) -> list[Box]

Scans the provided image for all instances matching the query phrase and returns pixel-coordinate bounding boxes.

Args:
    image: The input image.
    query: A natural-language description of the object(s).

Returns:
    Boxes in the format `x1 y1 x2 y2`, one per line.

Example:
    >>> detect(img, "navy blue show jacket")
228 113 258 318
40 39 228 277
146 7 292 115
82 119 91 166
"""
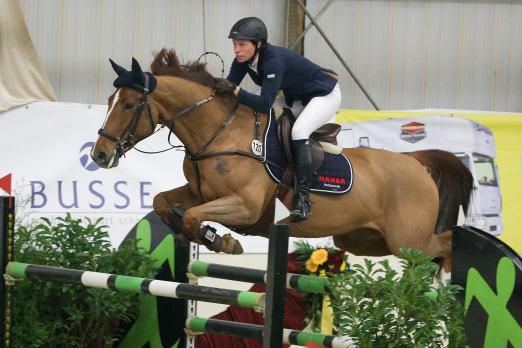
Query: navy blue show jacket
226 43 337 114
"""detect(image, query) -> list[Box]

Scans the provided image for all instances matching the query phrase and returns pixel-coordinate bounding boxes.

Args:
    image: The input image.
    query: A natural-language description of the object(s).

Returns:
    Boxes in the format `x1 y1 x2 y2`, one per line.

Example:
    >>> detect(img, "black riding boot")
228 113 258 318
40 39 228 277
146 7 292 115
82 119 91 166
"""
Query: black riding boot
290 139 313 221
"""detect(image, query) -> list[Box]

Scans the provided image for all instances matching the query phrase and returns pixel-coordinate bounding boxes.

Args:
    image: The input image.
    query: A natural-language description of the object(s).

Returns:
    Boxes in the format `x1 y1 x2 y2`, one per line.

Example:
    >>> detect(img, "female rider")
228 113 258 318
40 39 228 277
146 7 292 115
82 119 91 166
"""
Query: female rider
215 17 342 221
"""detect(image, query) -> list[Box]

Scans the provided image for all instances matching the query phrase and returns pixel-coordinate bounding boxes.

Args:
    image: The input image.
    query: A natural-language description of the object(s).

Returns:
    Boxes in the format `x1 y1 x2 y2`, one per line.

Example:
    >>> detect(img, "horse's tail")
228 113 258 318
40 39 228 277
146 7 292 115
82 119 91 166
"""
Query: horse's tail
407 149 474 234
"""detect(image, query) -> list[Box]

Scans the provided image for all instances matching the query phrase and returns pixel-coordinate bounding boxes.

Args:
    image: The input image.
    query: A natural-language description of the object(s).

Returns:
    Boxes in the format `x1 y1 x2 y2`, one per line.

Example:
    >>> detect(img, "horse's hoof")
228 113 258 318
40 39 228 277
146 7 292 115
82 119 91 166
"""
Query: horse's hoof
232 243 244 254
222 233 243 254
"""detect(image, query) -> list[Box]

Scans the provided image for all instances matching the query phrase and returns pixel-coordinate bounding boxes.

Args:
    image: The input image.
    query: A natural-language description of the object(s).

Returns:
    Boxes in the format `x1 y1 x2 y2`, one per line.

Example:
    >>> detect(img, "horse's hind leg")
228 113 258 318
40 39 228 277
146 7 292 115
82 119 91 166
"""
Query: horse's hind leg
435 229 453 276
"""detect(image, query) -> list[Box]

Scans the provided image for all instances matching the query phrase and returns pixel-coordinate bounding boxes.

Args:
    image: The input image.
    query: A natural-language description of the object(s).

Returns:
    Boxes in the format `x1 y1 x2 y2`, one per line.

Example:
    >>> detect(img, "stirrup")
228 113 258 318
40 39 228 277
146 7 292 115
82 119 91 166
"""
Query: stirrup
290 209 310 222
290 200 311 221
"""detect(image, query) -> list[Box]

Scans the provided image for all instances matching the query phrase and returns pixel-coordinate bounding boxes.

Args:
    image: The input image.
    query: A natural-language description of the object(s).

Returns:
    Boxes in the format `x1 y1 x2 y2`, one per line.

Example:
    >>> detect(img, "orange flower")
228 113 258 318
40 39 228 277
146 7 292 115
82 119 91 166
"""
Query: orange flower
310 248 328 265
305 259 319 273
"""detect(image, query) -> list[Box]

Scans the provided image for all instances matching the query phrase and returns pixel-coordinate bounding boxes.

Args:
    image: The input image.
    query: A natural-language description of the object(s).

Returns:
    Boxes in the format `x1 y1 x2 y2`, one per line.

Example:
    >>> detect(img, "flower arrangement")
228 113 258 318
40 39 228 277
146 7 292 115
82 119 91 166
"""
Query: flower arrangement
295 242 467 346
304 247 347 276
294 240 348 332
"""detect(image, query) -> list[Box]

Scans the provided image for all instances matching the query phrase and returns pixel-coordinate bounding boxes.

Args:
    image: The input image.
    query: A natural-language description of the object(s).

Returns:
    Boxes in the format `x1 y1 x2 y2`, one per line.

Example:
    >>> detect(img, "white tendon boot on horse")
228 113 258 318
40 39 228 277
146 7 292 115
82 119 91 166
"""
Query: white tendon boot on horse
439 268 452 284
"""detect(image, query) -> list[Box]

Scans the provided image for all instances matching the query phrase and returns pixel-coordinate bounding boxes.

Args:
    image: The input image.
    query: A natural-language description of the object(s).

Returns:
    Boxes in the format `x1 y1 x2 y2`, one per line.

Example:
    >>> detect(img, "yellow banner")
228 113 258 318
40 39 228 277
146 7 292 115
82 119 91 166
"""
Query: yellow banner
337 109 522 253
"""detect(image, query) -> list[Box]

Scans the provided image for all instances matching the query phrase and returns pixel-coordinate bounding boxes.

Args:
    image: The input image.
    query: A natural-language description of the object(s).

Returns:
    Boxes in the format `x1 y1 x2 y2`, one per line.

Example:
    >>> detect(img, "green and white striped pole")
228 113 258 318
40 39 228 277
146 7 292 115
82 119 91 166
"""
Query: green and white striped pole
186 316 356 348
189 260 329 293
6 262 264 310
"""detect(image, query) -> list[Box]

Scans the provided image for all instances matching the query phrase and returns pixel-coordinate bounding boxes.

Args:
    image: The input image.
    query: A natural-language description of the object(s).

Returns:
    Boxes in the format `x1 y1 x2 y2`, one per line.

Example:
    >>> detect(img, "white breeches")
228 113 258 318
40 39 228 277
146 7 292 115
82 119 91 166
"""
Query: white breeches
274 83 341 140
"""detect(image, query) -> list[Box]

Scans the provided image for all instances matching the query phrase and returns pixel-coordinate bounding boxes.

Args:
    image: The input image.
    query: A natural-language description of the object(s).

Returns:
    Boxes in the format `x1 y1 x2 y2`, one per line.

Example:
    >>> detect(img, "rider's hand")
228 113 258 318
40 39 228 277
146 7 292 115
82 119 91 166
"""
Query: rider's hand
214 78 237 96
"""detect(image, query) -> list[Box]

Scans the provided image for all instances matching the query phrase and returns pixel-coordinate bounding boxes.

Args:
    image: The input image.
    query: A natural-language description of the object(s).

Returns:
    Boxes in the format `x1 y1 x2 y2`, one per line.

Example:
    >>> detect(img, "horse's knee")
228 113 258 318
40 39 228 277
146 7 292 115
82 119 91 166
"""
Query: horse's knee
182 208 202 235
153 192 167 211
153 193 171 221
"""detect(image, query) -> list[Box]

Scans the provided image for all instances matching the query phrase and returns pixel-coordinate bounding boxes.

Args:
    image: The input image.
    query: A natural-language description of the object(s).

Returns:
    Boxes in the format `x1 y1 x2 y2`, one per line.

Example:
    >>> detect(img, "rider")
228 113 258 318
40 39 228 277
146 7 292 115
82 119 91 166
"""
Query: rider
215 16 342 222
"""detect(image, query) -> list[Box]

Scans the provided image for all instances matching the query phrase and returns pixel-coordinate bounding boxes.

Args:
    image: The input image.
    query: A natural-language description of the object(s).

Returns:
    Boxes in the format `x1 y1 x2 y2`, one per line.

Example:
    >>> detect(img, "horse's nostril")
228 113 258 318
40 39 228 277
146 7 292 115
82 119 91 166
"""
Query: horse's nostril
92 151 107 164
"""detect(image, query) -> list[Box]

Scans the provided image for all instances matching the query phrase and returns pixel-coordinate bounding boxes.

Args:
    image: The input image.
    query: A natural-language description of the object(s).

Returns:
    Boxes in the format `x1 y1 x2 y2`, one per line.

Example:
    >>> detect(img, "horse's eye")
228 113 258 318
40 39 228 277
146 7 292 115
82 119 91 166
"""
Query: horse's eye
123 102 135 110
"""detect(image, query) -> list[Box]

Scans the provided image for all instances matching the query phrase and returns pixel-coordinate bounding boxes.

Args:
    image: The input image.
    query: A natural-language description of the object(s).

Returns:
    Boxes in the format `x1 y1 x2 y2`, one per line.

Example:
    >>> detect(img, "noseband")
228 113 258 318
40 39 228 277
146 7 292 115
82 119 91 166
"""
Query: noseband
98 74 155 158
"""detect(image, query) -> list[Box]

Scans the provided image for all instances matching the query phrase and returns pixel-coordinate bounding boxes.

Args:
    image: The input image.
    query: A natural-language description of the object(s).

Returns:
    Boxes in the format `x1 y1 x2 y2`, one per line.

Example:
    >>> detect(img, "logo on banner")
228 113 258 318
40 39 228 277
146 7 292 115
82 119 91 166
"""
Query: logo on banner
79 142 100 171
400 122 426 143
27 140 153 210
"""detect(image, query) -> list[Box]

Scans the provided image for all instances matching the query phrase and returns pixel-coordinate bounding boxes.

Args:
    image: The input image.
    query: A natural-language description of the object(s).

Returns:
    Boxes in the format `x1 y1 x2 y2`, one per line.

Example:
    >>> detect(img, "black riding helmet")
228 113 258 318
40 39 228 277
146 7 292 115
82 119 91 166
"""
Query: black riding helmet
228 17 268 43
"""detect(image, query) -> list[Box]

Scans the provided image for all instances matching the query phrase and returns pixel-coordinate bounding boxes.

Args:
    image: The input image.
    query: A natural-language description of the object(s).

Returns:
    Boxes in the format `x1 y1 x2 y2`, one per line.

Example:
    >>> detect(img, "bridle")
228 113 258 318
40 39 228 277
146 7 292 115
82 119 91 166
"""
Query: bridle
97 51 224 158
97 74 155 158
97 70 220 161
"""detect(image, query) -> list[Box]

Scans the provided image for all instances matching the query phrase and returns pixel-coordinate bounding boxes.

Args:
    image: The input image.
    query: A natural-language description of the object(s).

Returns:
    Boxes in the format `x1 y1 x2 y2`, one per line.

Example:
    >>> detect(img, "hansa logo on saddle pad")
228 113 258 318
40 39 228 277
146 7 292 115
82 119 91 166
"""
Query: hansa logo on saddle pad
260 110 353 194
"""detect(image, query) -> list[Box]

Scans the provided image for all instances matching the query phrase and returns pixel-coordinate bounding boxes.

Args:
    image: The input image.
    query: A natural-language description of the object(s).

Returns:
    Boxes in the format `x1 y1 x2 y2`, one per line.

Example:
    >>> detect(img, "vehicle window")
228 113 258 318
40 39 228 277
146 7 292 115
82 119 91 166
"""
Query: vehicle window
474 154 498 186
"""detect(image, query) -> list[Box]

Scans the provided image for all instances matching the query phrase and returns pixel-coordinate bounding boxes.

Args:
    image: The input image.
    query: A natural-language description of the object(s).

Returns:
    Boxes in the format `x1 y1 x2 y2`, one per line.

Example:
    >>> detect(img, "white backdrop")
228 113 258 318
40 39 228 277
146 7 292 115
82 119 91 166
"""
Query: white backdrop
1 101 332 252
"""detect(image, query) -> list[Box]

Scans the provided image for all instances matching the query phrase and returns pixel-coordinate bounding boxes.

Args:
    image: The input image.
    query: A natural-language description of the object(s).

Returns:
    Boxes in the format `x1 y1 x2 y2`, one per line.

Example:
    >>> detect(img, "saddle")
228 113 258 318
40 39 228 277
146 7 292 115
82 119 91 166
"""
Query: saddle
276 108 342 176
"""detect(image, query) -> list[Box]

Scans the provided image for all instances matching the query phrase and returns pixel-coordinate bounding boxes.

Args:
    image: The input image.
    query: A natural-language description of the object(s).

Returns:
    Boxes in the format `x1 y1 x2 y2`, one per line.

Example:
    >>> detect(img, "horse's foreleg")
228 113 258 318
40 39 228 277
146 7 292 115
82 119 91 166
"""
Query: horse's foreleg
153 184 200 240
183 194 256 254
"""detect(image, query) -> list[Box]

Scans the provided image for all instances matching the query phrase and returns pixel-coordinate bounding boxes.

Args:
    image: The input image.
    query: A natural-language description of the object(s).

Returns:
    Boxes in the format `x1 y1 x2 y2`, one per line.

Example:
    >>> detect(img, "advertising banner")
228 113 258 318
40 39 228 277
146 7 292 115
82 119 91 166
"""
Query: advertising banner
337 109 522 253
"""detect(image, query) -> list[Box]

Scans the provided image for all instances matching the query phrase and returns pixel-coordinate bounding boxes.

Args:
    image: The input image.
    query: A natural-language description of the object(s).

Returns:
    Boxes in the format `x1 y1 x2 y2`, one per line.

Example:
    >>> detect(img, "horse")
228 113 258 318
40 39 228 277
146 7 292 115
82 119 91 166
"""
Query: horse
91 49 473 272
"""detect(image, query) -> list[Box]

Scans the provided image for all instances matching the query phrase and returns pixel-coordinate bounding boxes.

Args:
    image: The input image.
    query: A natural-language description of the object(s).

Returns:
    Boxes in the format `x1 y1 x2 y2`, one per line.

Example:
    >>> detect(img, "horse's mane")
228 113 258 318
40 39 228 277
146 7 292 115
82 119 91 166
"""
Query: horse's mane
151 48 216 88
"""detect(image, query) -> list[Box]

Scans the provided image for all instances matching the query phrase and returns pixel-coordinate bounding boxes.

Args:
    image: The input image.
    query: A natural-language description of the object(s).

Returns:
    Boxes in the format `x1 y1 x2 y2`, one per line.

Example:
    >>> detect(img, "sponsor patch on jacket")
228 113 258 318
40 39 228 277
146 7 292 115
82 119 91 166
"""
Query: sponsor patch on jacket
266 74 275 79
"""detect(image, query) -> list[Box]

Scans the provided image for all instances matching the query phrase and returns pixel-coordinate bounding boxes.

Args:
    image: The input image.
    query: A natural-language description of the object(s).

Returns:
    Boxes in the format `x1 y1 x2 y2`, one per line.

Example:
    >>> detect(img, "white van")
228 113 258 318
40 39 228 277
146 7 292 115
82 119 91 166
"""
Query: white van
338 115 503 235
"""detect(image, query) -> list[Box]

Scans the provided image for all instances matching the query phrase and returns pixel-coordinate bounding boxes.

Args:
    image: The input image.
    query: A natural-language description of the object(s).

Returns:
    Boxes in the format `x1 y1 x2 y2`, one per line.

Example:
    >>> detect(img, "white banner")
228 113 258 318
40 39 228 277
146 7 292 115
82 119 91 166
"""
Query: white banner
1 102 333 252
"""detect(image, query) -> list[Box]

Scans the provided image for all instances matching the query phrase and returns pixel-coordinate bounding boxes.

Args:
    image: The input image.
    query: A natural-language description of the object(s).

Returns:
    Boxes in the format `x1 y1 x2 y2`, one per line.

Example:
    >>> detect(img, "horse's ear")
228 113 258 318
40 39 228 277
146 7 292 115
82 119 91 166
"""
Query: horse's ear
109 58 127 76
131 57 145 84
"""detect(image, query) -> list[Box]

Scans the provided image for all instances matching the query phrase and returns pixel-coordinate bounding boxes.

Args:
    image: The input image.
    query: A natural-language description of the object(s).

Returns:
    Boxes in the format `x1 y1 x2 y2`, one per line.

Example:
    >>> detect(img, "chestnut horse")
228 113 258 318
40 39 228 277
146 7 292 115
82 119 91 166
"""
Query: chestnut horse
91 50 473 271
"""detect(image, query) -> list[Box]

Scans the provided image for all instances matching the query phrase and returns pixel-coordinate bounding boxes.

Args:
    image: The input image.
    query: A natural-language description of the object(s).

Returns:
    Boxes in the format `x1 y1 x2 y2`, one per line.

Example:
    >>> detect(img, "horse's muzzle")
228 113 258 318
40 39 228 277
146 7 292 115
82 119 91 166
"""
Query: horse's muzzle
91 148 119 168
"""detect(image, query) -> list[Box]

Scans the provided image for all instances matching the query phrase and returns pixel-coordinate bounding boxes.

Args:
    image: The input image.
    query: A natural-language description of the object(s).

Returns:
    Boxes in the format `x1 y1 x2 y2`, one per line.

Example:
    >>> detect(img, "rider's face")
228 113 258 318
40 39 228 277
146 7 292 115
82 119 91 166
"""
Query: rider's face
233 39 257 63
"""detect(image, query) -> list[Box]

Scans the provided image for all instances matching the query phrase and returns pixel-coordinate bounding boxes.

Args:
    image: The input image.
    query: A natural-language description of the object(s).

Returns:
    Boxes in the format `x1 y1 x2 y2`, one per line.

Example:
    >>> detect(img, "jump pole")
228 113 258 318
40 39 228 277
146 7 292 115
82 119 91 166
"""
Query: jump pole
185 224 356 348
186 224 289 348
5 262 264 311
188 261 329 293
186 316 356 348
